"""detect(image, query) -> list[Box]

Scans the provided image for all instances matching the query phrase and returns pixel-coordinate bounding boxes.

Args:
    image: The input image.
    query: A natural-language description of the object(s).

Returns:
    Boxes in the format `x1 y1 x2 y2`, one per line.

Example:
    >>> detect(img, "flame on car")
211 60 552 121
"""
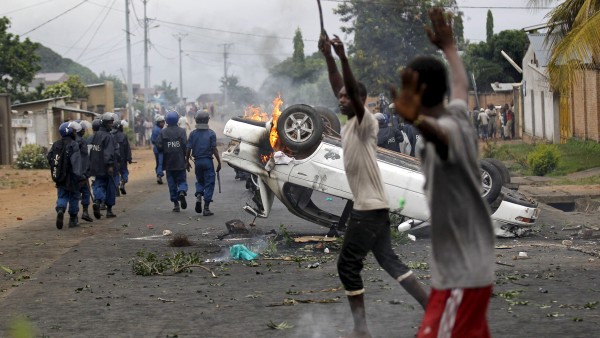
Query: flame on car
269 95 283 151
243 105 269 121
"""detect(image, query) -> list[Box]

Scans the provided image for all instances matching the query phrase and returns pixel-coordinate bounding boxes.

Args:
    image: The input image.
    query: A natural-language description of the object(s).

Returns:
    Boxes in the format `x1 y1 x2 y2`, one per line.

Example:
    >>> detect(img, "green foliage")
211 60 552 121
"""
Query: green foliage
221 75 257 109
15 144 49 169
0 17 41 100
36 44 99 84
292 28 305 64
486 9 494 44
527 144 560 176
131 249 203 276
334 0 460 94
481 140 510 159
42 82 71 99
463 30 528 89
64 75 88 99
154 80 179 108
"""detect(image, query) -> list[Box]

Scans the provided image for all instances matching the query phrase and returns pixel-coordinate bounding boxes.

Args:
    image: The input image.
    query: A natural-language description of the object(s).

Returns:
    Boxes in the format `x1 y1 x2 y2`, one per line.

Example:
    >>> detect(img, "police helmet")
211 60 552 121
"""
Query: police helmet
68 121 82 134
165 110 180 126
58 122 72 137
112 114 121 130
101 112 115 127
120 120 129 129
195 111 210 130
79 120 92 131
92 118 101 132
154 114 165 124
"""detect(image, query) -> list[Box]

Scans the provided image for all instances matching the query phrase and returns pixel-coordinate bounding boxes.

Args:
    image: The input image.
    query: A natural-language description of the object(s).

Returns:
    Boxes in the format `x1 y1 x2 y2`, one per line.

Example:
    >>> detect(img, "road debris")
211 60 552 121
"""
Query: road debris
293 236 336 243
267 297 341 307
226 219 249 234
230 244 258 260
267 321 294 330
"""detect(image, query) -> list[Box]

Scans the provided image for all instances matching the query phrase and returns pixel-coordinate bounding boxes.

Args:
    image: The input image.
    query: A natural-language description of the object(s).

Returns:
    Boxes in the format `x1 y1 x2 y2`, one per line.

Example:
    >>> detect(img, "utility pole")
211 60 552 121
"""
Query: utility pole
174 33 187 101
125 0 135 128
143 0 149 117
219 43 232 108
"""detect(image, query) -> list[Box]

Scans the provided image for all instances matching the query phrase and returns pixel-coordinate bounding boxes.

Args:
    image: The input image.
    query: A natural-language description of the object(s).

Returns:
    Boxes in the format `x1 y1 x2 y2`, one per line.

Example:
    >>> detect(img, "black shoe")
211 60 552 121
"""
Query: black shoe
195 195 202 213
116 188 121 197
178 192 187 210
56 209 65 229
68 215 79 228
100 203 107 210
120 182 127 195
81 209 93 222
93 201 102 219
203 206 214 216
172 202 180 212
106 209 116 218
157 176 163 185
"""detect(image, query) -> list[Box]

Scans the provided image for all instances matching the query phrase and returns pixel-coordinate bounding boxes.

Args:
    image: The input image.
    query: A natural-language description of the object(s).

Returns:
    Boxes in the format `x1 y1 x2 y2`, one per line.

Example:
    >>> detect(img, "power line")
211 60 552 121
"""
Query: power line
64 0 110 55
320 0 554 9
0 0 57 16
76 0 117 61
21 0 89 36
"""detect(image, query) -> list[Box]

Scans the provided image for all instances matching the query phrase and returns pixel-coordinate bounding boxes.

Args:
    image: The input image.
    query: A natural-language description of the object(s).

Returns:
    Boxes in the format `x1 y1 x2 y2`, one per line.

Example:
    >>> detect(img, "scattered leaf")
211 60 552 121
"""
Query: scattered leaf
267 321 294 330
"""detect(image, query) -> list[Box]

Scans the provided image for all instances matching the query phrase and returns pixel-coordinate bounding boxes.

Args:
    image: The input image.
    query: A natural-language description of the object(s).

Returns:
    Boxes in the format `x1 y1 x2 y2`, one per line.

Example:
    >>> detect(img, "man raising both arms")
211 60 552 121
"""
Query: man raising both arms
391 8 495 337
320 34 428 338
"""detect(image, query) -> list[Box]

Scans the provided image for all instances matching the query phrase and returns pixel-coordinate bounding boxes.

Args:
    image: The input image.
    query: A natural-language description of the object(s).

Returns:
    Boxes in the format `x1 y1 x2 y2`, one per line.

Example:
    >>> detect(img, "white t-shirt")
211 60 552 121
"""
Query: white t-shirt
420 99 495 289
341 110 389 211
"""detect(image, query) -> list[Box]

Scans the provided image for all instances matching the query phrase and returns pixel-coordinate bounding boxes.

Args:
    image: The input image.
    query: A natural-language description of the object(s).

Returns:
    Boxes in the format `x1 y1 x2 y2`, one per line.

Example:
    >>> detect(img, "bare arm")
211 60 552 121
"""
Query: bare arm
319 35 343 98
212 148 221 172
425 8 468 102
332 35 365 122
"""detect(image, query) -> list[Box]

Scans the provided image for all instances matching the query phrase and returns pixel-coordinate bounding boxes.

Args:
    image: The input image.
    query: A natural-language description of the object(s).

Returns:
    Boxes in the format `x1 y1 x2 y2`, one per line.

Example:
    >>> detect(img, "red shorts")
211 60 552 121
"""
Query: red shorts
417 285 492 338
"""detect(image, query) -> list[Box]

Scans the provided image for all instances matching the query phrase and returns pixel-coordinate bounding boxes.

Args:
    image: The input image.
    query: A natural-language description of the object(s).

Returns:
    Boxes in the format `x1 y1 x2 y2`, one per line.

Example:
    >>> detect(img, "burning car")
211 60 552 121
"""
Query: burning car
222 101 539 237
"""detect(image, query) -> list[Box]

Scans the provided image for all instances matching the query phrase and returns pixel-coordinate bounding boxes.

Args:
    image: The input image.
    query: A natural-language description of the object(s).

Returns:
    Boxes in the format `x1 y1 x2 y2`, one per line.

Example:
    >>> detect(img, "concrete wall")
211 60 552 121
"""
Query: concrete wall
522 46 559 143
87 81 114 114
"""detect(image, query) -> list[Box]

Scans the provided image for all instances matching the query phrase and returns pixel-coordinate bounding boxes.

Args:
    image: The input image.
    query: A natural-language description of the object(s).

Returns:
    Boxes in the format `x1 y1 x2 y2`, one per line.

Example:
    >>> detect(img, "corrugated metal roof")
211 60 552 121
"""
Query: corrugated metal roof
528 33 552 67
489 82 519 92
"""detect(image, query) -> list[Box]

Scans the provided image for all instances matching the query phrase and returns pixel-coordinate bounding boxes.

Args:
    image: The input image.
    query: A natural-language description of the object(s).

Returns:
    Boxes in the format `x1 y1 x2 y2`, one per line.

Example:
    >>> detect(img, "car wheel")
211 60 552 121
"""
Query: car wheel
314 106 341 136
483 158 511 185
480 160 503 204
277 104 324 153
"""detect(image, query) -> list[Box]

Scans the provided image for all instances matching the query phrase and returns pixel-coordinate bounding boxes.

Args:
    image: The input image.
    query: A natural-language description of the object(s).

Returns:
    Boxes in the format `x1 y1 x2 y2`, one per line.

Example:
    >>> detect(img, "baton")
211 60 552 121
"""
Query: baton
317 0 329 49
217 171 221 193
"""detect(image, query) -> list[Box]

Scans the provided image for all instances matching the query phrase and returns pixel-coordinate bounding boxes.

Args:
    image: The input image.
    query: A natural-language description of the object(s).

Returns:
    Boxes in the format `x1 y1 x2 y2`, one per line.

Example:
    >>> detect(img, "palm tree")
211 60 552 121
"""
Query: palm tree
528 0 600 93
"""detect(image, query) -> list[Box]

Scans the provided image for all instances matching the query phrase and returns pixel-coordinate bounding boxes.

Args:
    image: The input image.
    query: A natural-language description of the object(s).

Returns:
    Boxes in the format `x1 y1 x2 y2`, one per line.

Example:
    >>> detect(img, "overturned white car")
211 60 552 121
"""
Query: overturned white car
222 104 539 237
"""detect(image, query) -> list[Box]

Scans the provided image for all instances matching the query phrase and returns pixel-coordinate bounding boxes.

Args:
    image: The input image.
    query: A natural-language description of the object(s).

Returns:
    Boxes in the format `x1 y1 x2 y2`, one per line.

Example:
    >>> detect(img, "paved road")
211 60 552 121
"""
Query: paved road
1 164 599 337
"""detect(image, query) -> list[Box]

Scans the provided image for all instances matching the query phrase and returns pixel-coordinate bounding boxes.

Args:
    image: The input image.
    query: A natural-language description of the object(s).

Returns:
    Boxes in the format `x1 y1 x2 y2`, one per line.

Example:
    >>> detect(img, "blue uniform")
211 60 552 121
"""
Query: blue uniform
89 126 117 206
77 135 92 207
156 125 188 202
47 137 83 215
151 124 164 177
187 128 217 203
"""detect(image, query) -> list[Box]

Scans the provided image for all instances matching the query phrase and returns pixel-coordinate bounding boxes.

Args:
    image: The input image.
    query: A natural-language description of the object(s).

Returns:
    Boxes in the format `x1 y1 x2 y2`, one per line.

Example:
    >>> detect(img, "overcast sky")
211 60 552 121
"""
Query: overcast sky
3 0 555 100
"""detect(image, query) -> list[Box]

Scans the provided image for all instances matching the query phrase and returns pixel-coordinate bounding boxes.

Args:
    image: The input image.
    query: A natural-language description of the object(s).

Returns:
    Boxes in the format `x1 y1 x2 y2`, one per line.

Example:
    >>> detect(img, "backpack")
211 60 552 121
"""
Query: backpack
49 139 69 184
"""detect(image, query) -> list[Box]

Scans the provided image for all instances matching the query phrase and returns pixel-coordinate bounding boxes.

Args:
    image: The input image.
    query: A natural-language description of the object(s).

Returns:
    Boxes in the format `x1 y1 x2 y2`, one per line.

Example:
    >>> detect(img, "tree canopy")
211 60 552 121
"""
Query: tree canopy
36 45 99 84
462 29 528 91
528 0 600 93
220 75 257 109
154 80 179 108
334 0 460 94
0 17 40 100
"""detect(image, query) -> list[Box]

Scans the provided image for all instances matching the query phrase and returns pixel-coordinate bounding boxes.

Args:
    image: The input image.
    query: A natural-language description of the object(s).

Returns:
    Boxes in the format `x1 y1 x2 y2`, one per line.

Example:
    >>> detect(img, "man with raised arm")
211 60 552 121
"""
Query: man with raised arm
390 8 495 337
320 34 428 338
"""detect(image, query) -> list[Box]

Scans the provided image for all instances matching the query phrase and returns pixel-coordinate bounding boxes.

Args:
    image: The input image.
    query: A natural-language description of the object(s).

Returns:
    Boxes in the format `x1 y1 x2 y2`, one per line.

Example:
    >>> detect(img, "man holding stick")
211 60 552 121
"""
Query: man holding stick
390 8 495 337
320 31 427 338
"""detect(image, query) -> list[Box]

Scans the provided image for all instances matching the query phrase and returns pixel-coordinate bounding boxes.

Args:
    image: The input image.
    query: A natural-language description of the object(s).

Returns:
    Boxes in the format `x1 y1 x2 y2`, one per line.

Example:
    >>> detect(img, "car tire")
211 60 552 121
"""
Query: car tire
314 106 341 136
480 159 503 204
483 158 511 185
276 104 324 153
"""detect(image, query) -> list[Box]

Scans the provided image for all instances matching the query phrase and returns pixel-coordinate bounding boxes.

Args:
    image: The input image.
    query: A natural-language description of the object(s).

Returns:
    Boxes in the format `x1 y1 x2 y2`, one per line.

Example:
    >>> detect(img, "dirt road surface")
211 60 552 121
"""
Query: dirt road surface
1 139 599 337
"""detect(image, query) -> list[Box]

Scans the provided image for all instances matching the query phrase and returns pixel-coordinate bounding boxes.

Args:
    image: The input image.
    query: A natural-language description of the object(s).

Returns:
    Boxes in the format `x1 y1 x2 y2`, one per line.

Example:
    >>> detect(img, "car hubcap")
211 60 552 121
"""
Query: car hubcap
283 112 314 143
481 169 492 197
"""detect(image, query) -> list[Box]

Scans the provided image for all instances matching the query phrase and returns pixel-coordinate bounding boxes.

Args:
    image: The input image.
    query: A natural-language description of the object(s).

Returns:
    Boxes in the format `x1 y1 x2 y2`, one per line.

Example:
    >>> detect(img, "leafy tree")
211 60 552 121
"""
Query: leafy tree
486 10 494 44
64 75 88 99
269 28 323 84
528 0 600 93
334 0 460 94
98 72 127 108
292 28 305 64
453 13 466 50
220 75 257 109
42 82 71 98
0 17 40 100
463 29 528 91
154 80 179 107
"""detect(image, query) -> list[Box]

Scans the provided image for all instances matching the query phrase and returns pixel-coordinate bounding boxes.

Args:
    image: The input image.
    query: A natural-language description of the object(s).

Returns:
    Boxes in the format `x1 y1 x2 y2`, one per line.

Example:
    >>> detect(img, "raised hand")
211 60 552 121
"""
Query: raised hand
425 7 455 50
318 33 332 57
330 35 346 59
389 69 426 123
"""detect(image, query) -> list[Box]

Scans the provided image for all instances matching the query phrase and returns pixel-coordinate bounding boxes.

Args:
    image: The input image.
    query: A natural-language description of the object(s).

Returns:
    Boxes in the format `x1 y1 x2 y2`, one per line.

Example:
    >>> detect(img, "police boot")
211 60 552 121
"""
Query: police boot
81 205 93 222
157 175 163 185
106 206 116 218
68 214 79 228
116 186 121 197
172 201 180 212
195 195 202 214
93 200 102 219
119 181 127 195
178 191 187 210
203 202 214 216
56 208 65 229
